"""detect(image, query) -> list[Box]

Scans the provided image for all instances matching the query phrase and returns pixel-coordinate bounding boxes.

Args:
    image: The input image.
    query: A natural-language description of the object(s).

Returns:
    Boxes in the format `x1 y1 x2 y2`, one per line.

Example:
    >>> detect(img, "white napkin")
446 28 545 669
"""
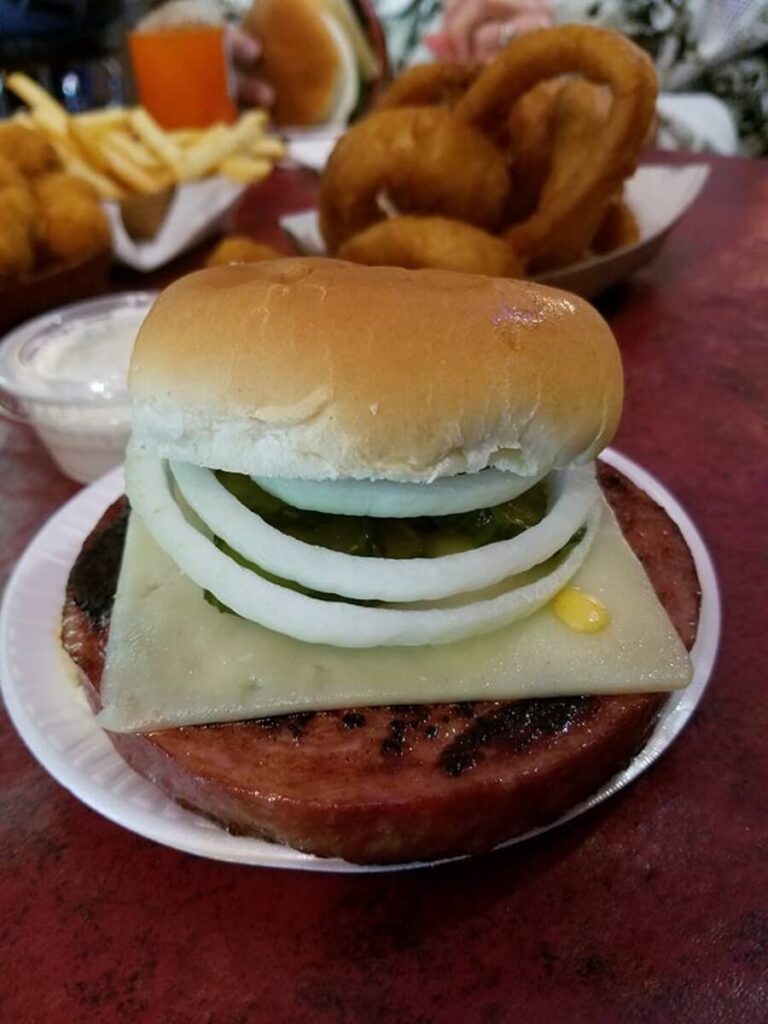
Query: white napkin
104 176 246 272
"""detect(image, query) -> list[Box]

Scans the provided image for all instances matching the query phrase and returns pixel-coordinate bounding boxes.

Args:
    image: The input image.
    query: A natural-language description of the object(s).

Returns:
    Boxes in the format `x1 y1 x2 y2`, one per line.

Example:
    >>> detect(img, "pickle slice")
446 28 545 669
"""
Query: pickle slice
216 472 548 559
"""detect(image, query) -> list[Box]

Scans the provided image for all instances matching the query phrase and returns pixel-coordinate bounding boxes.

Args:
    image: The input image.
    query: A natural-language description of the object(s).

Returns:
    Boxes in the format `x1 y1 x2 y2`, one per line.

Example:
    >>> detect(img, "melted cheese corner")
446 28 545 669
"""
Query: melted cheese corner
98 498 693 732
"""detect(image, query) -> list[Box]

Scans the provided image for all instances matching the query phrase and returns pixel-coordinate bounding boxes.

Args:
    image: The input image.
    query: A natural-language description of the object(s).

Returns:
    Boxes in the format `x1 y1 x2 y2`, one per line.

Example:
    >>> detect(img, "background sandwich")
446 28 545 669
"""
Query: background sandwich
243 0 382 126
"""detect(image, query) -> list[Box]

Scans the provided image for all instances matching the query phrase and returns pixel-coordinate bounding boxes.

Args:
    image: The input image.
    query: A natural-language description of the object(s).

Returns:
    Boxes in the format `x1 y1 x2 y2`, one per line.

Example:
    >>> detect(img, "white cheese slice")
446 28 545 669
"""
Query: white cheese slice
98 497 693 732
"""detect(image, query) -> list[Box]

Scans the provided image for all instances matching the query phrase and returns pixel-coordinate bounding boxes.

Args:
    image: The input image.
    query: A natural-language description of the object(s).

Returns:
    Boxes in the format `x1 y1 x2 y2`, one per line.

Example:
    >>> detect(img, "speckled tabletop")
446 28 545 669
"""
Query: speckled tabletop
1 158 766 1024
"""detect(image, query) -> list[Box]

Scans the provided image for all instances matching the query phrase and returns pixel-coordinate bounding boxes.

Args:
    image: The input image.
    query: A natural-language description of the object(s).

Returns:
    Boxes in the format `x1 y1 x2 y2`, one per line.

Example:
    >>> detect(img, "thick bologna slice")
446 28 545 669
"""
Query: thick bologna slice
61 463 700 864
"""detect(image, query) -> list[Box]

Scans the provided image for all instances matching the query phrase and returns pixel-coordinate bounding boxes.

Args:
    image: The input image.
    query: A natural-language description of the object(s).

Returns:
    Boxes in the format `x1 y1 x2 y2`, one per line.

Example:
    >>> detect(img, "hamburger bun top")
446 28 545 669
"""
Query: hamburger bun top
129 259 623 482
244 0 354 126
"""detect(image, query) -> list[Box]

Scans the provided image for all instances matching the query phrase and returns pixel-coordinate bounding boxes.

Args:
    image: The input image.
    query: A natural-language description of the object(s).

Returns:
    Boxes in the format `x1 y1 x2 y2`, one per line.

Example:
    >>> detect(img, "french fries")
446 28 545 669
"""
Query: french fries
176 123 234 181
218 156 273 185
3 73 286 201
99 137 169 194
5 72 69 138
69 120 115 174
130 107 185 175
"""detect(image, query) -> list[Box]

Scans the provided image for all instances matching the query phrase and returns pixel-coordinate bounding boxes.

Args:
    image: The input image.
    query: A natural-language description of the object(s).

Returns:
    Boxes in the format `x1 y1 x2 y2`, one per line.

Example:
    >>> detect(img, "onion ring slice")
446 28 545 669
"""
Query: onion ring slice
128 451 600 647
318 106 511 252
455 25 657 268
337 215 525 278
171 460 597 602
252 467 545 518
377 62 480 111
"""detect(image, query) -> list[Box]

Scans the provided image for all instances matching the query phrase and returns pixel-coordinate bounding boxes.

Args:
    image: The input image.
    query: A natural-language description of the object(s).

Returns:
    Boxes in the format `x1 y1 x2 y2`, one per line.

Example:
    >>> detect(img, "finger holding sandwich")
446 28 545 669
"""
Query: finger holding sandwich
226 24 275 108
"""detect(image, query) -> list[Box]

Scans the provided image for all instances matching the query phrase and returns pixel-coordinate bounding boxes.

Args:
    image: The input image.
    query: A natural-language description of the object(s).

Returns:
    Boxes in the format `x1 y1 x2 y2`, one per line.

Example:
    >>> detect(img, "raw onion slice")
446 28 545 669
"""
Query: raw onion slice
127 451 600 648
172 460 598 602
253 468 545 518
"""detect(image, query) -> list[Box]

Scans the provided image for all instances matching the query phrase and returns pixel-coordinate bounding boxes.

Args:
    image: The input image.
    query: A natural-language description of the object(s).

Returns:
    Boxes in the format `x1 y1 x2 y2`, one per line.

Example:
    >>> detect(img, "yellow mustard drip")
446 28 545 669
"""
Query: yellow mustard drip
553 586 611 634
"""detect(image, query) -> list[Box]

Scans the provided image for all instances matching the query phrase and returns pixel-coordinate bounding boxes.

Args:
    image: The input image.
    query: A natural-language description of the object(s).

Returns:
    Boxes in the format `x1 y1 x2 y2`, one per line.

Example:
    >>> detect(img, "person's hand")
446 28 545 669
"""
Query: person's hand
227 25 275 107
429 0 553 64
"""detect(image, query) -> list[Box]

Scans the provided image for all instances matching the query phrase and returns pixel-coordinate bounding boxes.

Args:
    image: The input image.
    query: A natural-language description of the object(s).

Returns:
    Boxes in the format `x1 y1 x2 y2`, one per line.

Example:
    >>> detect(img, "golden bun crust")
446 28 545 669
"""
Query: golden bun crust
129 259 623 482
245 0 342 126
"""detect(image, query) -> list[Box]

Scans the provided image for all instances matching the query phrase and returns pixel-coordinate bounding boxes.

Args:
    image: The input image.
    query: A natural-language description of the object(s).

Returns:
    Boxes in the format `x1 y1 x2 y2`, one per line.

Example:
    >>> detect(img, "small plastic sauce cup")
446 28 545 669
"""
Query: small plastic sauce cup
0 293 156 483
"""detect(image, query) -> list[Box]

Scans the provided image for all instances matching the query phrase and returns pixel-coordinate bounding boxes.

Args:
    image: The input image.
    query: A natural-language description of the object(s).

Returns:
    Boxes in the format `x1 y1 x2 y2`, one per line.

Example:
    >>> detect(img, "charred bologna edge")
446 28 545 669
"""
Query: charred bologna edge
61 463 701 864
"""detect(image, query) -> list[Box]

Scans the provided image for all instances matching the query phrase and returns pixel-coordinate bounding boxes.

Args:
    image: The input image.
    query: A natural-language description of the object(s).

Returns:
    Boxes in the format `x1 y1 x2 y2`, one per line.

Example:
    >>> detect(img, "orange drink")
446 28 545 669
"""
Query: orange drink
129 26 237 129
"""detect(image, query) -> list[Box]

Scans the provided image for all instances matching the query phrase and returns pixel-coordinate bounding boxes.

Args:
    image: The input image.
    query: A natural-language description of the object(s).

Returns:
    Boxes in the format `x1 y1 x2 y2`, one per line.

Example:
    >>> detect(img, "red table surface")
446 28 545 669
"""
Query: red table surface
1 157 766 1024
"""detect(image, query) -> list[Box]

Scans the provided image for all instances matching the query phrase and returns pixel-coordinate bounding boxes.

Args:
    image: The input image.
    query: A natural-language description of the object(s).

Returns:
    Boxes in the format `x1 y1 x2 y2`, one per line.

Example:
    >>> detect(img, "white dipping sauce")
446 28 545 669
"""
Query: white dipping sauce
27 307 144 394
0 294 156 483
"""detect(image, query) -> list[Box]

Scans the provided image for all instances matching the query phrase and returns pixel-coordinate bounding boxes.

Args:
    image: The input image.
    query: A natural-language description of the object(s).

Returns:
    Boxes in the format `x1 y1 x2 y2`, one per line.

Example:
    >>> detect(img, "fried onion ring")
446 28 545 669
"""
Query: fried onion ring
505 78 563 221
338 215 524 277
591 198 640 254
205 237 281 267
378 62 479 110
524 78 613 269
0 190 35 281
0 122 60 178
319 106 511 253
455 25 657 270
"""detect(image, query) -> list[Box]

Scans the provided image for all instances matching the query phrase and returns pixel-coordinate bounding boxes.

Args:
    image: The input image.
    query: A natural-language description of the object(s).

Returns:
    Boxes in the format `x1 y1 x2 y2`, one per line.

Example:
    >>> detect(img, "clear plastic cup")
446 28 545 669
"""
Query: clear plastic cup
129 25 237 129
0 293 156 483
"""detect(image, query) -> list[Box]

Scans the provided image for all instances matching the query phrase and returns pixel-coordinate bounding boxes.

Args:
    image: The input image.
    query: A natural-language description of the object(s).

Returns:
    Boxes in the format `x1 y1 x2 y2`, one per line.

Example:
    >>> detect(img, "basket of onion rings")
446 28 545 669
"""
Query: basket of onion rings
305 25 707 291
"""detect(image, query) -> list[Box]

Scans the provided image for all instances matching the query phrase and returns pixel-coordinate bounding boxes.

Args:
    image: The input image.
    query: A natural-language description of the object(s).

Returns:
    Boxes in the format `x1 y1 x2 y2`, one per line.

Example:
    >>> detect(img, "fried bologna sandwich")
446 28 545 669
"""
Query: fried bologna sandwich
62 259 699 864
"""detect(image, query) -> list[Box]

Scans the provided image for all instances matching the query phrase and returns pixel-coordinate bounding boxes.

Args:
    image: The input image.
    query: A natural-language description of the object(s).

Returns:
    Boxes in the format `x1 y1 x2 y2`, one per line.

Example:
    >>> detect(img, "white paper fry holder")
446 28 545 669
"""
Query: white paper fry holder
280 163 710 300
104 176 246 272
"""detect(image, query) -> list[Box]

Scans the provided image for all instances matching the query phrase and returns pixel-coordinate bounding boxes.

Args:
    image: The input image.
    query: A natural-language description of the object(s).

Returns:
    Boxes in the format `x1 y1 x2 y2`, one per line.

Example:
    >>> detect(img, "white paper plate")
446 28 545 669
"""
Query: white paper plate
0 449 720 872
